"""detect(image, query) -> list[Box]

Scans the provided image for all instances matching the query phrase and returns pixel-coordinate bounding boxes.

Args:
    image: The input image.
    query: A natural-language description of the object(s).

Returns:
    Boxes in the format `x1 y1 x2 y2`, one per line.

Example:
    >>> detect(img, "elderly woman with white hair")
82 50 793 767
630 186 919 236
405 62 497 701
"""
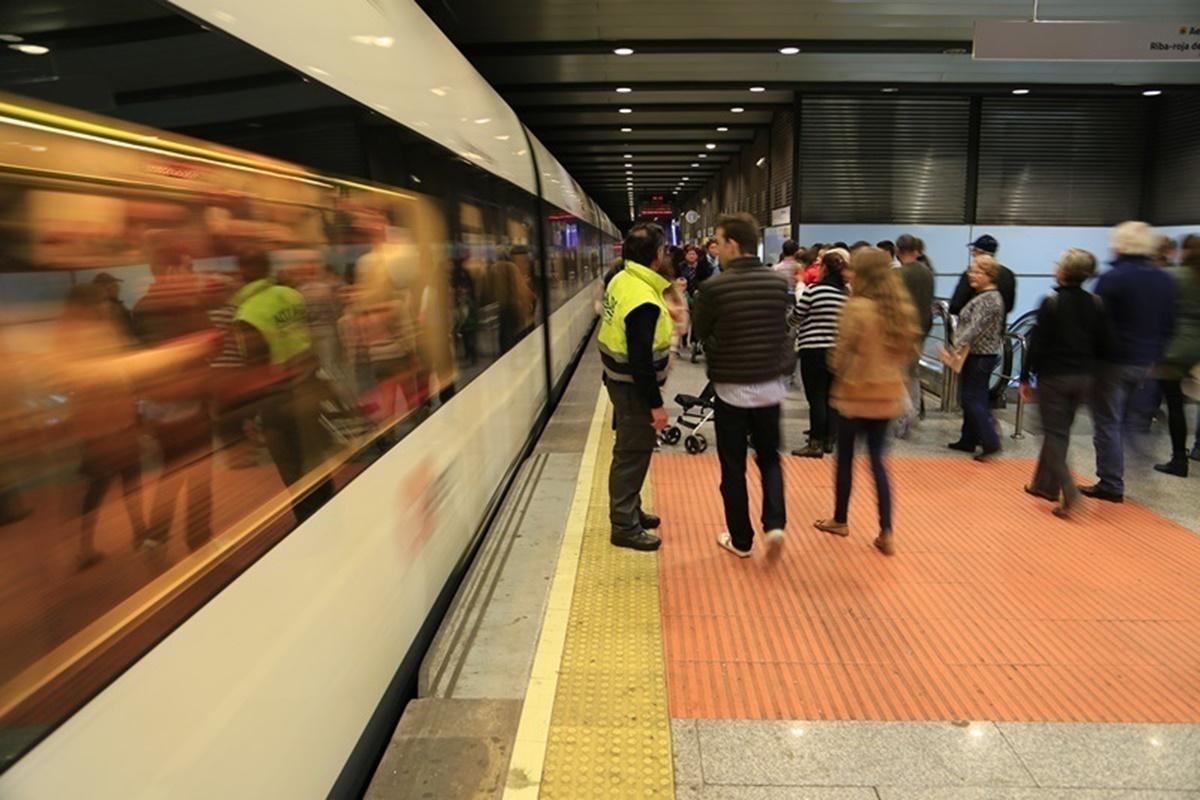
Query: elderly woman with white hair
1080 221 1179 504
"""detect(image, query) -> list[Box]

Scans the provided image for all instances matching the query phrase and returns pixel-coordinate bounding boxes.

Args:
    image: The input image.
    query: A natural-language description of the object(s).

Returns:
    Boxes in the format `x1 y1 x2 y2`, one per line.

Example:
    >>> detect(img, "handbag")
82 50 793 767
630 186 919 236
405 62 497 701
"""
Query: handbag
939 345 968 375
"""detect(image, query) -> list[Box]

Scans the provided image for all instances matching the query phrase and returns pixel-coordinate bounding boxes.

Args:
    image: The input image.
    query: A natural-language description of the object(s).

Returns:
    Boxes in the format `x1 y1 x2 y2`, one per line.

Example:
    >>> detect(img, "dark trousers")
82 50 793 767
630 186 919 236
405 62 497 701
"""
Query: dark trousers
606 380 656 536
1029 373 1091 506
799 348 837 446
834 417 893 533
959 354 1000 452
1160 379 1187 456
1091 363 1150 495
714 397 785 551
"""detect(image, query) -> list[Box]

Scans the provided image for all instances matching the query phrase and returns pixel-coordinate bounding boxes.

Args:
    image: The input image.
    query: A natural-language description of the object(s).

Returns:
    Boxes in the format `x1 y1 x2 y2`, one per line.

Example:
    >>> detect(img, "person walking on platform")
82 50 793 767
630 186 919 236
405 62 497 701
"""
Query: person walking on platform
1019 249 1114 518
1082 222 1178 503
1151 233 1199 478
945 254 1006 460
790 248 849 458
814 248 919 556
598 222 673 552
895 234 935 438
692 213 793 559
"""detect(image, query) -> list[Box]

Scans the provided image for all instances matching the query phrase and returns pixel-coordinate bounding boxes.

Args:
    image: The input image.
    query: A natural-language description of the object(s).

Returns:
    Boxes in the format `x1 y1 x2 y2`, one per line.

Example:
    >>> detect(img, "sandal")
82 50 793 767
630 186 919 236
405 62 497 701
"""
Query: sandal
814 518 849 537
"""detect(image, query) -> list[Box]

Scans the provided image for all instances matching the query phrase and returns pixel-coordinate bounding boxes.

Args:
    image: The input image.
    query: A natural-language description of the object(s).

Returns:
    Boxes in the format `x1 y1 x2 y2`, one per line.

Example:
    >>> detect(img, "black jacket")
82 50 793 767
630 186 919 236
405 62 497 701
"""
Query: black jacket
1021 285 1115 382
692 256 793 384
949 264 1016 316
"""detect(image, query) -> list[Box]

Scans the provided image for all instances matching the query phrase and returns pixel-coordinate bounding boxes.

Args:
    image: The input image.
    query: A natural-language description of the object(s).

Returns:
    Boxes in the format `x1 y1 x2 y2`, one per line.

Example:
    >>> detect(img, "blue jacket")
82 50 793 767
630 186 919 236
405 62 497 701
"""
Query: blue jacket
1093 255 1177 366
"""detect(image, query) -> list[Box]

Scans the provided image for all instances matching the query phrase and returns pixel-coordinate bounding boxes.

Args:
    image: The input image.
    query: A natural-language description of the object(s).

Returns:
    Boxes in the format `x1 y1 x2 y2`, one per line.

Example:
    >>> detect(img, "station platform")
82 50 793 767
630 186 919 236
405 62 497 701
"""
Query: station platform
369 338 1200 800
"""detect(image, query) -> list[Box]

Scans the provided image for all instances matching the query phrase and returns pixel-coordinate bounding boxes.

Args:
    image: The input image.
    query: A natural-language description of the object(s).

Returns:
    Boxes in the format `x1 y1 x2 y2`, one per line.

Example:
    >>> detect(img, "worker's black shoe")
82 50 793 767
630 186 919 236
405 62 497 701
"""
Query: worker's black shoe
611 530 661 551
638 512 661 530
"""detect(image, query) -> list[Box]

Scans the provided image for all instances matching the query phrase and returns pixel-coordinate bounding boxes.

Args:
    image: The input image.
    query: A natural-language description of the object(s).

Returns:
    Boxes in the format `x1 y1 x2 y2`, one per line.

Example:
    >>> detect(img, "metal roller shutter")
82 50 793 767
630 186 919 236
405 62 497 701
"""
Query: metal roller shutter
977 98 1147 226
769 110 794 213
1150 95 1200 226
800 96 970 224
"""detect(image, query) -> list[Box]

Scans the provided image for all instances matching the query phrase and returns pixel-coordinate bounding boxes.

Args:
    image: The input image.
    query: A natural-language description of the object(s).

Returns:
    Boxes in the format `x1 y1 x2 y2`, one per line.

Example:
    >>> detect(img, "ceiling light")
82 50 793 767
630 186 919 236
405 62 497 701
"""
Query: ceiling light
699 154 708 158
705 143 716 149
1143 89 1163 97
0 34 24 43
623 154 633 159
749 86 766 93
756 157 767 167
1012 88 1030 95
616 87 632 93
730 107 744 113
619 107 633 114
881 87 899 93
613 47 635 56
691 163 699 167
620 127 632 132
779 46 800 55
8 43 48 55
682 177 689 181
717 126 729 132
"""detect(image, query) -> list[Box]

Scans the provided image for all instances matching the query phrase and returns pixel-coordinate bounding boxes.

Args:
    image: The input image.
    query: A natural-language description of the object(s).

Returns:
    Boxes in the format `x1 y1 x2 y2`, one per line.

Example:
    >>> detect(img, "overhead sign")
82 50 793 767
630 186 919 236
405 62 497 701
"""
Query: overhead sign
639 205 674 216
684 210 700 224
974 21 1200 61
770 206 791 226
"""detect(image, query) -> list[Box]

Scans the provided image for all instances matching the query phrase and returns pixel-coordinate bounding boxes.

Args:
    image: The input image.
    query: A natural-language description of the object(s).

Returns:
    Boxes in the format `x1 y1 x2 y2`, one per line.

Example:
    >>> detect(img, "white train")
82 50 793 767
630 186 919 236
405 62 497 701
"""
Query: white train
0 1 616 796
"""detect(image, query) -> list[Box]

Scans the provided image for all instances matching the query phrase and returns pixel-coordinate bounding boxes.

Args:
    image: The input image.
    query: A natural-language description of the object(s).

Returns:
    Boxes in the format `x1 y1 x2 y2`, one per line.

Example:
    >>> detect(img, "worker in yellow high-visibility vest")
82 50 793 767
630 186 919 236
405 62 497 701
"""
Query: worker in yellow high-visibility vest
597 222 673 552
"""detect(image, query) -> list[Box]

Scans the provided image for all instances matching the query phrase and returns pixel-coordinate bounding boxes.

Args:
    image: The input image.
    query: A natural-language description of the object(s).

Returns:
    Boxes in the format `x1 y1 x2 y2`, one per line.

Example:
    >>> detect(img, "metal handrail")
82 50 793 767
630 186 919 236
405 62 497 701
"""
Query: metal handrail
928 299 959 412
1002 331 1028 439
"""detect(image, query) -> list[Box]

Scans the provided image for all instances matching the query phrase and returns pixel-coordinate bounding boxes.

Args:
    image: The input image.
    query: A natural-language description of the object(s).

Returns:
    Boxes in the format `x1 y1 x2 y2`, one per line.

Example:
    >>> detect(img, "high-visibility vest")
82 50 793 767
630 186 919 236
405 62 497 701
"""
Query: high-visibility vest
597 260 673 385
233 278 312 365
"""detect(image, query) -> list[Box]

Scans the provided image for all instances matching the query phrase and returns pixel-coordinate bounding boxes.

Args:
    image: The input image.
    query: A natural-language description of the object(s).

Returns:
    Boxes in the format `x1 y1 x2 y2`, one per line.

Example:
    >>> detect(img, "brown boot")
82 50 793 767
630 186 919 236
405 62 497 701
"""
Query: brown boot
814 518 849 537
874 532 895 556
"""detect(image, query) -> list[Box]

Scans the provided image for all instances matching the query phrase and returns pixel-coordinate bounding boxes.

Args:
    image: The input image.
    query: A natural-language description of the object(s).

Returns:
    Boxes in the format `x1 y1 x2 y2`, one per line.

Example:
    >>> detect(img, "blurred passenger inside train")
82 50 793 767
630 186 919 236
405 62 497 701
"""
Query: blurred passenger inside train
1082 221 1179 503
93 272 135 338
57 284 147 569
1152 233 1199 478
815 247 919 557
950 234 1016 317
945 254 1006 461
223 247 333 522
895 234 935 438
1020 249 1113 518
488 249 538 352
771 239 801 295
451 257 480 366
132 237 225 550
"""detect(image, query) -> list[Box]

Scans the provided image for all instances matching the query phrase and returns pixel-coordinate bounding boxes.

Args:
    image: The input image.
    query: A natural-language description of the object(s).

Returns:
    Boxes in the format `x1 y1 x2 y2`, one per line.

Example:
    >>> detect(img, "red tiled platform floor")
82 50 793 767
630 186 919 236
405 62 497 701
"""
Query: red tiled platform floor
653 453 1200 722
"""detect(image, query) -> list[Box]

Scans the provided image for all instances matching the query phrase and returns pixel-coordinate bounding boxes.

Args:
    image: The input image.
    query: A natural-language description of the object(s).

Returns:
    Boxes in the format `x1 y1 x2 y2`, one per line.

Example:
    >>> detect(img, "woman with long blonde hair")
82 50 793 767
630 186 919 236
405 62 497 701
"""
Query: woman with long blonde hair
814 248 919 556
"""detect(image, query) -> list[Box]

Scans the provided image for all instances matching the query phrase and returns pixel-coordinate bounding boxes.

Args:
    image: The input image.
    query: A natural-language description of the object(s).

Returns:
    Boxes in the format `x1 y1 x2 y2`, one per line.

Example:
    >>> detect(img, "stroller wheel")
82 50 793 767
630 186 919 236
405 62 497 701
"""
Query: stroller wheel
685 434 708 454
694 433 708 453
663 426 682 445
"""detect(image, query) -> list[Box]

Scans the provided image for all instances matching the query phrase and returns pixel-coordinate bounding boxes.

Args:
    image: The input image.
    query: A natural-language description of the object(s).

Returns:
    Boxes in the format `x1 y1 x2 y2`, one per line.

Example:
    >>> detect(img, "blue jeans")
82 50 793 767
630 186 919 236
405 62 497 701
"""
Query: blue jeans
834 417 892 533
959 354 1000 453
1091 363 1151 495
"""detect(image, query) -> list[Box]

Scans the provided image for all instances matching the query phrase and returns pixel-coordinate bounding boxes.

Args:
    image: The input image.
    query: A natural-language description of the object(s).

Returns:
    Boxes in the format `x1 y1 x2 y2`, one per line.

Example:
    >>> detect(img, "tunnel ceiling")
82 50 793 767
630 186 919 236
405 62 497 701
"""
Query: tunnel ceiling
417 0 1200 225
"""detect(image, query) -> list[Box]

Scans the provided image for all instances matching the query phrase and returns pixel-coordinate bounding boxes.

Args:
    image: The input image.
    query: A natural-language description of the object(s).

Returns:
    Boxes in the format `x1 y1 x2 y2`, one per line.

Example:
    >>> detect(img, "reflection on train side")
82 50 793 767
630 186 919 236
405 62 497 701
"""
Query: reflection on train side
0 97 606 756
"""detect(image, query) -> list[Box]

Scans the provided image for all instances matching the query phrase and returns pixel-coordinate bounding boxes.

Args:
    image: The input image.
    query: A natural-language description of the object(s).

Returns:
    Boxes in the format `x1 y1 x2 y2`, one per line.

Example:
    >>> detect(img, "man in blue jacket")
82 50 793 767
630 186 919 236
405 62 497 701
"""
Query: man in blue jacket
1082 221 1178 503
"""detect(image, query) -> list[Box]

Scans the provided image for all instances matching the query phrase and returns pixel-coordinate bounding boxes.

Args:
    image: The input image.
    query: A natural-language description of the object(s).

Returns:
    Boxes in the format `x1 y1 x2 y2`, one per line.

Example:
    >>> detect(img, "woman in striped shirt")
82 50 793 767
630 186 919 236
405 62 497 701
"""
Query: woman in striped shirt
790 248 850 457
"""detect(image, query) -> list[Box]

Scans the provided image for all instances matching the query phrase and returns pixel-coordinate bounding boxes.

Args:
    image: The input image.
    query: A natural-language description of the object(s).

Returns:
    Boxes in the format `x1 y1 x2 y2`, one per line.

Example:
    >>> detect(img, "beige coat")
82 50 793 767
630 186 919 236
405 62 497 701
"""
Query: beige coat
829 296 916 420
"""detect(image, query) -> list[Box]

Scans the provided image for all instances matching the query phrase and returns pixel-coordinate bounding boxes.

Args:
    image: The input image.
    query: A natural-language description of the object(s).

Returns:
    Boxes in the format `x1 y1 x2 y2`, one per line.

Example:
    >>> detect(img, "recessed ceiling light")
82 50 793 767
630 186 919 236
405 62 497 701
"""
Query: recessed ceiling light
613 47 635 56
620 127 632 132
749 86 766 92
682 177 689 181
1143 89 1163 97
623 154 633 159
691 163 699 167
1012 88 1030 95
616 86 632 93
619 107 633 113
779 46 800 55
716 126 729 132
699 154 708 158
730 107 745 113
881 87 899 93
8 42 48 55
705 143 717 149
0 34 24 43
756 156 767 167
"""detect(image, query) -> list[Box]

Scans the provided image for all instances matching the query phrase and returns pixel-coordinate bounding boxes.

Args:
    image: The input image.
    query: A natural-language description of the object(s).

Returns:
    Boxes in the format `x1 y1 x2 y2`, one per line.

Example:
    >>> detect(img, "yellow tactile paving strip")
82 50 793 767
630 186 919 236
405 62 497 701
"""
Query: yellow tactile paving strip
504 387 674 799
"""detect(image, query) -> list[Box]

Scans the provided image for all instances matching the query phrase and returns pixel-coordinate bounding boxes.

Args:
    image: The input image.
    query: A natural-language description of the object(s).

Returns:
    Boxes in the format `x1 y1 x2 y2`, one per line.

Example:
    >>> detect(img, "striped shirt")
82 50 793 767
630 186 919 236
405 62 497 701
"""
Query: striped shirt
790 282 848 350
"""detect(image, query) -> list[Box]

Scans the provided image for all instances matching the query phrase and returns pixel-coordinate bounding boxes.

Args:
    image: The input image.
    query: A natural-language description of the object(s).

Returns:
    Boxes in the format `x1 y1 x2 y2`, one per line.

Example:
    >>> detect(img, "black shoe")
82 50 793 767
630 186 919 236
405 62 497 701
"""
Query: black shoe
610 530 661 551
1080 484 1124 503
823 440 835 454
638 513 661 530
1024 484 1058 502
791 444 824 458
974 447 1001 463
1153 455 1189 478
947 441 976 453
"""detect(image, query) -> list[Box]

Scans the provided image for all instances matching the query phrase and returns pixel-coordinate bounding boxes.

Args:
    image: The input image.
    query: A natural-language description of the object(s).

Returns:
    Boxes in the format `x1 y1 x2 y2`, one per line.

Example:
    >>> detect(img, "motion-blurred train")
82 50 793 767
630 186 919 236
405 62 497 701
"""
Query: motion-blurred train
0 3 617 795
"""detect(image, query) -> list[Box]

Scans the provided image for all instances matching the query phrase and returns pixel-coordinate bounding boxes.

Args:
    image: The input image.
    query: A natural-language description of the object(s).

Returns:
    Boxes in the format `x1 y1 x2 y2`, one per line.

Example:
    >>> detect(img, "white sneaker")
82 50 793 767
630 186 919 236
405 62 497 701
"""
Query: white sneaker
764 528 785 561
716 531 751 558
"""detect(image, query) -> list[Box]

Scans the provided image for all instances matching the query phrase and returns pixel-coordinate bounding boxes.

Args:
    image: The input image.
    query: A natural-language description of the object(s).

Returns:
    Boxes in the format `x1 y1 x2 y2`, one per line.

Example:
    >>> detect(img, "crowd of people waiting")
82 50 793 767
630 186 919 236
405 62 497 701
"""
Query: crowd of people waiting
600 215 1199 556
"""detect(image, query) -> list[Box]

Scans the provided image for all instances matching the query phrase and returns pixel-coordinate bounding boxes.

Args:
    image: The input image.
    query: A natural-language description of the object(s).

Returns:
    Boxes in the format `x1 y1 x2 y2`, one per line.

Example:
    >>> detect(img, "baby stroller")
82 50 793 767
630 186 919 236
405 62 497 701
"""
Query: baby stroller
660 382 715 454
